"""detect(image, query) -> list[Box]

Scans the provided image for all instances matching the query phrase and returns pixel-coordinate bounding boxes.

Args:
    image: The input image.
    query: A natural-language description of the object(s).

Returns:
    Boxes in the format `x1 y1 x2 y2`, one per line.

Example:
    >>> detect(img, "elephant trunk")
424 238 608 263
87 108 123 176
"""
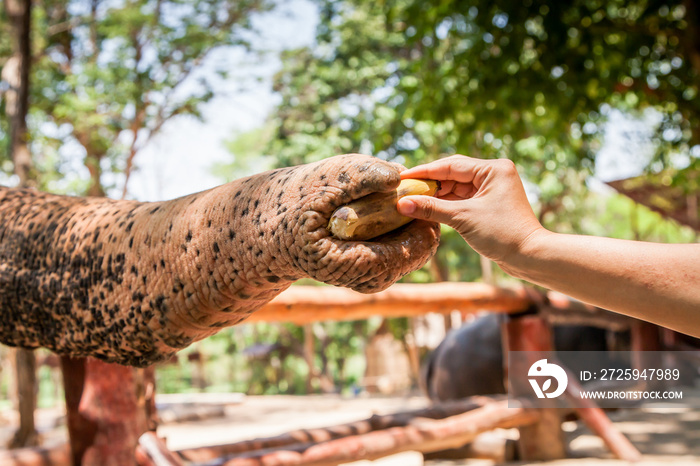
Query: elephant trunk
0 155 439 366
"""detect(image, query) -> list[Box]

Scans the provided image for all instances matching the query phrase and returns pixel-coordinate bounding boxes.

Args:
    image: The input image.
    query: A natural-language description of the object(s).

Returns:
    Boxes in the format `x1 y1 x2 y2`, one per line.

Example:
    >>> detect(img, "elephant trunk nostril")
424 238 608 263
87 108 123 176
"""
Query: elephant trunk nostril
359 164 401 193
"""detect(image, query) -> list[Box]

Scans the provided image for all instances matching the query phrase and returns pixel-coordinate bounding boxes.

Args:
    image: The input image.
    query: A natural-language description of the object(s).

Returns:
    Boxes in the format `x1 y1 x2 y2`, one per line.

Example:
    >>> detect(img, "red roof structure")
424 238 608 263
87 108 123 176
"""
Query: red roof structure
606 168 699 233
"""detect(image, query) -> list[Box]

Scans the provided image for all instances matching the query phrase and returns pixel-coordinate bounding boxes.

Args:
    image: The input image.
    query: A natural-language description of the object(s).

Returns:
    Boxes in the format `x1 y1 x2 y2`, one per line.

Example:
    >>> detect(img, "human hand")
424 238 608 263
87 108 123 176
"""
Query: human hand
396 155 545 265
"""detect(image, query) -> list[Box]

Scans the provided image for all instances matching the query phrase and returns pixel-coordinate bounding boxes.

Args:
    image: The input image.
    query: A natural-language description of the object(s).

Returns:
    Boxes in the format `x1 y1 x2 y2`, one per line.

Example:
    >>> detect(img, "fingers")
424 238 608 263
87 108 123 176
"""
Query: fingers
397 195 466 227
435 180 476 199
399 154 483 184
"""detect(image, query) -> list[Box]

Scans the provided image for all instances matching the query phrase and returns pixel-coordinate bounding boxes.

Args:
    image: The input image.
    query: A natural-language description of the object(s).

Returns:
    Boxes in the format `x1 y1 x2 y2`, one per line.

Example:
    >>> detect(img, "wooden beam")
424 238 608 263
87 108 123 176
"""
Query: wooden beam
0 444 70 466
135 433 183 466
246 283 531 324
217 399 538 466
176 397 495 463
562 373 642 462
543 292 633 331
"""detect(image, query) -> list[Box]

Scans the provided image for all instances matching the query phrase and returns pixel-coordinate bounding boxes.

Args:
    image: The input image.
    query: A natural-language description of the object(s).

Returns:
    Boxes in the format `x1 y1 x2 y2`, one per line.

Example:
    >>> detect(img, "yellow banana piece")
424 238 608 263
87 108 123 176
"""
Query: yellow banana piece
328 178 440 241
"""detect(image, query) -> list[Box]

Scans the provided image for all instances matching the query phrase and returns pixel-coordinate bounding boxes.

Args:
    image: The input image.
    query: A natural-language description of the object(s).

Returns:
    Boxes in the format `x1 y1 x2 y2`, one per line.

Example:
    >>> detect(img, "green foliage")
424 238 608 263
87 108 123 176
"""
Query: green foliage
270 0 699 166
593 189 697 242
213 123 278 181
2 0 272 195
155 319 381 395
0 3 13 170
261 0 700 234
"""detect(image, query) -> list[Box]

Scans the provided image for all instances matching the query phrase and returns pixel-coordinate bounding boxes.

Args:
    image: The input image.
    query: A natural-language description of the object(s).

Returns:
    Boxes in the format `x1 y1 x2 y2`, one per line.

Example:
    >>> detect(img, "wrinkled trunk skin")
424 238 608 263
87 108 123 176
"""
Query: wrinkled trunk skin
0 154 439 367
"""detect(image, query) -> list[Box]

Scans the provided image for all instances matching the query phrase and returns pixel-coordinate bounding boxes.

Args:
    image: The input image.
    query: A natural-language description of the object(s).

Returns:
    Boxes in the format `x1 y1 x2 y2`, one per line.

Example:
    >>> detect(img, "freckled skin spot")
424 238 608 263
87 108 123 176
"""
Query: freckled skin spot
0 154 439 367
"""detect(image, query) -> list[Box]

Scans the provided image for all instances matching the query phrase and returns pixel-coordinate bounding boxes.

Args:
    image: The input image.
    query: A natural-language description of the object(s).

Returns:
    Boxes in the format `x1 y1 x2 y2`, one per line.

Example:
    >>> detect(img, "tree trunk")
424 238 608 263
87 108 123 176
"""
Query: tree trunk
303 324 316 393
3 0 39 449
7 348 38 448
2 0 34 187
84 153 106 197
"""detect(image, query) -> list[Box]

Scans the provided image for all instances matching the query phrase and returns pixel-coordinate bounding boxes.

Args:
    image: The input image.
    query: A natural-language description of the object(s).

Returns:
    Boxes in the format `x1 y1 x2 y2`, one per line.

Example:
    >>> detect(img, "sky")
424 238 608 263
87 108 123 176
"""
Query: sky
120 0 319 202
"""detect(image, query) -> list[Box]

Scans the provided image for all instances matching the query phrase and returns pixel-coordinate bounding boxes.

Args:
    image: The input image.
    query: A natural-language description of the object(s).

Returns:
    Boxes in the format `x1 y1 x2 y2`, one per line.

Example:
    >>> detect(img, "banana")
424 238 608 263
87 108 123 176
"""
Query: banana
328 178 440 241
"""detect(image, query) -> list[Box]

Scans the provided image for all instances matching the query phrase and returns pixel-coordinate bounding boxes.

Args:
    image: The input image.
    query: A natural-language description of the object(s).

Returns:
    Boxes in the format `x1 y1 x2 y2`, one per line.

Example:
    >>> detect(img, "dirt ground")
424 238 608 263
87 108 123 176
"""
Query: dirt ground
2 388 700 465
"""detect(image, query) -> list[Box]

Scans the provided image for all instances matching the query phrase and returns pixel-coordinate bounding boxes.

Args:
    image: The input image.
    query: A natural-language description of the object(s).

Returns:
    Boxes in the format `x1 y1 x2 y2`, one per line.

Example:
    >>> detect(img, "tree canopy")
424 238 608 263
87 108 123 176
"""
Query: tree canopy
226 0 699 286
1 0 271 197
266 0 699 192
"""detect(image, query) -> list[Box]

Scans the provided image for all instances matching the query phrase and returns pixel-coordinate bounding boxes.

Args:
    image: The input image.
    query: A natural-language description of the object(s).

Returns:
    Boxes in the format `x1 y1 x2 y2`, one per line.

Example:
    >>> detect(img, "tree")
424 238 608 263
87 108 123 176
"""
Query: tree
30 0 271 197
0 3 13 165
2 0 34 187
2 0 39 449
1 1 274 460
265 0 700 230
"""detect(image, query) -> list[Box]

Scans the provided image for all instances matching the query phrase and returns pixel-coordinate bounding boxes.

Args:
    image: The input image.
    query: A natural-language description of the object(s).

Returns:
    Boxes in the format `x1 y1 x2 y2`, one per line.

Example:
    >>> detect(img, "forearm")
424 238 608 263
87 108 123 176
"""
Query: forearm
503 230 700 336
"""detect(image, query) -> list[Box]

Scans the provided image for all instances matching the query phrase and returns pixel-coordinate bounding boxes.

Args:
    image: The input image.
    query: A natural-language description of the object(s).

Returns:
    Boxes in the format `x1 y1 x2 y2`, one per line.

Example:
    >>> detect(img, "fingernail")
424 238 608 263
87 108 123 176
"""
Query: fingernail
398 199 416 215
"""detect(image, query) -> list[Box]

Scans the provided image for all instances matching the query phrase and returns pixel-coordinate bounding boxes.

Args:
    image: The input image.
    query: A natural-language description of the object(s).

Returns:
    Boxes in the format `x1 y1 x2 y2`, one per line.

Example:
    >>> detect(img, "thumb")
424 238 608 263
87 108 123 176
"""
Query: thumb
397 195 458 226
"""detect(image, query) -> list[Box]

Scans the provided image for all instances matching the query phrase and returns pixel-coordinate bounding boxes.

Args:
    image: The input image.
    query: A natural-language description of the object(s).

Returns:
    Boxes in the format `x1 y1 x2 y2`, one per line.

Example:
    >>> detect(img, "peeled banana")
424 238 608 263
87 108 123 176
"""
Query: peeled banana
328 178 440 241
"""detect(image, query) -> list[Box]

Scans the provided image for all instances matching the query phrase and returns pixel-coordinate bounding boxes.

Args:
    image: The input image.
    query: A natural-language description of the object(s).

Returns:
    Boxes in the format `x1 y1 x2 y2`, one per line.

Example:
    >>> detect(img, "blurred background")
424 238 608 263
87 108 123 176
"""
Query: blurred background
0 0 699 457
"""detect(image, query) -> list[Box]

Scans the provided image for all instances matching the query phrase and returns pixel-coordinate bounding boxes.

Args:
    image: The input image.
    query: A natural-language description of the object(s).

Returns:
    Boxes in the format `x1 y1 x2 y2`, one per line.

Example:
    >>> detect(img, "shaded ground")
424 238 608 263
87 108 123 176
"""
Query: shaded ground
1 388 700 464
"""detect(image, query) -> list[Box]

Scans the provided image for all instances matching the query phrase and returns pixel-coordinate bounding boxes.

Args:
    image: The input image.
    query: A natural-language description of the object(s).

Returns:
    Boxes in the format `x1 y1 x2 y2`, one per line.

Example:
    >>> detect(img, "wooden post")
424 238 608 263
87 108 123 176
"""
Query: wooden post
563 374 641 462
61 357 149 465
303 324 316 393
143 366 159 432
502 314 567 461
631 321 663 390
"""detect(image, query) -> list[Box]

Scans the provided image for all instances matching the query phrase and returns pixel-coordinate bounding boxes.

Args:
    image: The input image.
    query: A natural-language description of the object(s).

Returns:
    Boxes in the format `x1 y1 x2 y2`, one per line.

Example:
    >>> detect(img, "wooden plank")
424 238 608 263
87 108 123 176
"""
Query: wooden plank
0 444 70 466
136 433 184 466
246 283 531 324
176 397 494 463
218 399 538 466
562 373 642 462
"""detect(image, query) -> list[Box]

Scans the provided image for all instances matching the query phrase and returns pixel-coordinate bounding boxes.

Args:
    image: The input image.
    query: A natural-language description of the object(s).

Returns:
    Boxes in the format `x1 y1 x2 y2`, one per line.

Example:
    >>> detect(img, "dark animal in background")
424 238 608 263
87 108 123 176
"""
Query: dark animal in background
422 314 615 401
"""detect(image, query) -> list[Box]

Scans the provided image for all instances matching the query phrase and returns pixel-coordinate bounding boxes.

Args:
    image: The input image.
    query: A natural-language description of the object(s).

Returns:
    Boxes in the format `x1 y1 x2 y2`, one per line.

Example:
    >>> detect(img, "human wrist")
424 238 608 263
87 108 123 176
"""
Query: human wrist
498 227 554 281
